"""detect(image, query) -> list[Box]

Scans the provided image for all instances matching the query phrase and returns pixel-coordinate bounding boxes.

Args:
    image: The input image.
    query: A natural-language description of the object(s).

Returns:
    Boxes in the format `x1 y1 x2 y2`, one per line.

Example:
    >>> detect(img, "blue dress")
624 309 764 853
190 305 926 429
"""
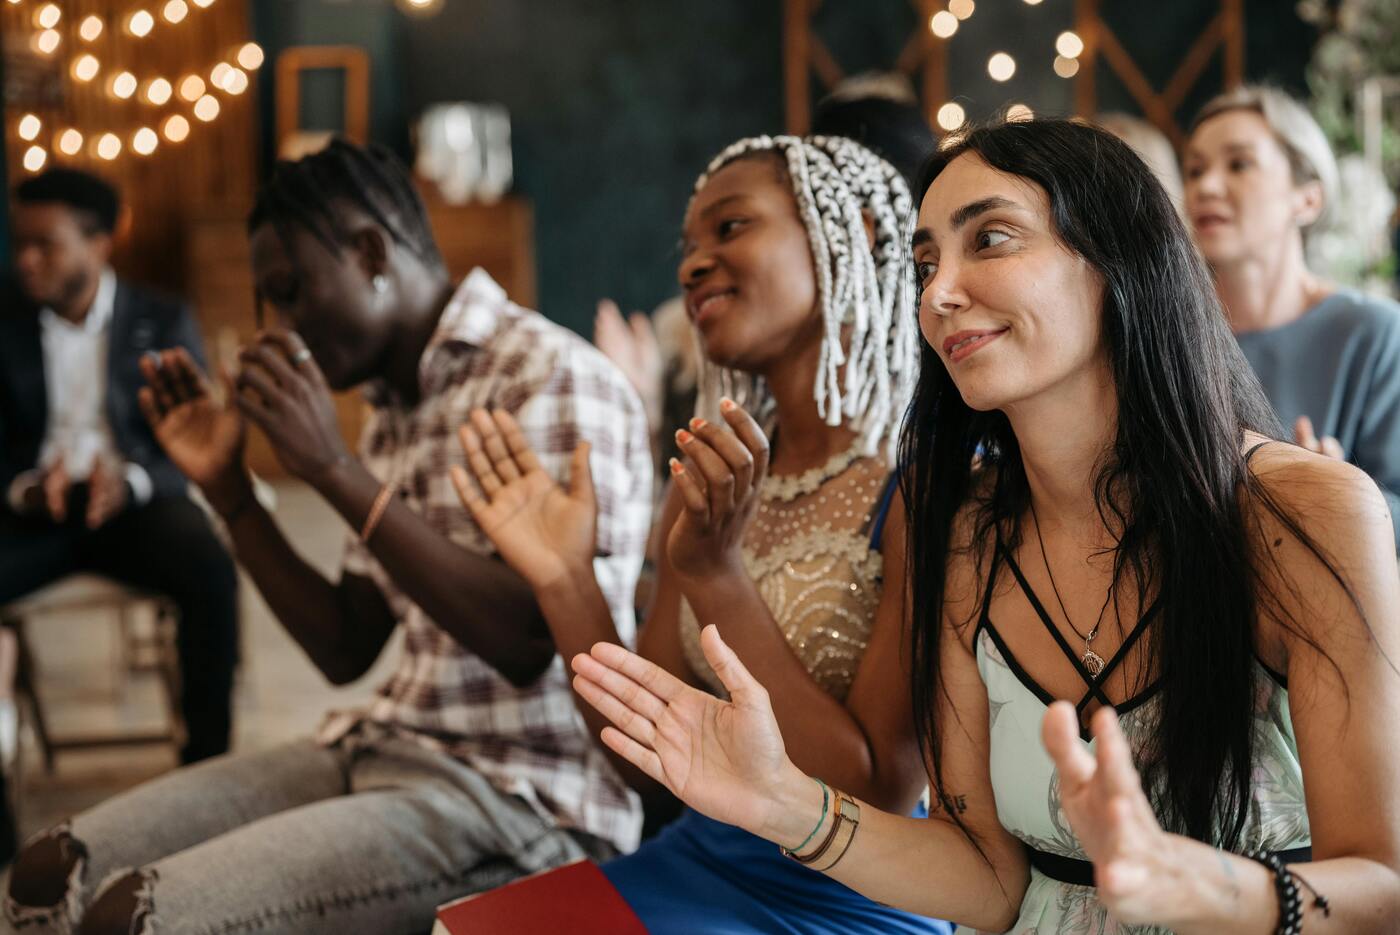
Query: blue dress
603 462 951 935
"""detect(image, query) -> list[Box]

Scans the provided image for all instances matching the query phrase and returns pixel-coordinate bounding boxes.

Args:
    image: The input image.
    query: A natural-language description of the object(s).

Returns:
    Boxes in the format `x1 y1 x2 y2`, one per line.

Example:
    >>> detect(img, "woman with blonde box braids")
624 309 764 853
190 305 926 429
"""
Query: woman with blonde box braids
450 134 950 933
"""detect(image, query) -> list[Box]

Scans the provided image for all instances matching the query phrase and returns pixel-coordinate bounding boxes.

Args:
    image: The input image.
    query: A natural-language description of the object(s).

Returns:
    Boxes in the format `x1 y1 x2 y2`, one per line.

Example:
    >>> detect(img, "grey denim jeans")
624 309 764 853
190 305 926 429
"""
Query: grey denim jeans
3 724 613 934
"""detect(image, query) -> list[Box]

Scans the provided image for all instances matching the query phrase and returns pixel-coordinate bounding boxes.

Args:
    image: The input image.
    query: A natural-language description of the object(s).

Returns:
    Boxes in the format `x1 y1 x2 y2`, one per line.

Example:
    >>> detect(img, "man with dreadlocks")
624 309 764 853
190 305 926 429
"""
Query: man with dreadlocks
451 135 950 933
4 140 652 935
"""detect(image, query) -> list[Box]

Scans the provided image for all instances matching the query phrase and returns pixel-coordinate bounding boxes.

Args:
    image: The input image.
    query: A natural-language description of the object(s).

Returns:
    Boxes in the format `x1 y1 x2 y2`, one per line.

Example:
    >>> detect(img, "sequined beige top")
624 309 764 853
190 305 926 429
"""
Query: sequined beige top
679 450 890 702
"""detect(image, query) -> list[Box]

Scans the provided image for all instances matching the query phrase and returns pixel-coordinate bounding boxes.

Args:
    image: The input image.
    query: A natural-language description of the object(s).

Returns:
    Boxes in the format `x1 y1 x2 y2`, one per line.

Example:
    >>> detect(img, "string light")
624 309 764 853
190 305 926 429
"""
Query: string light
162 114 191 143
1056 30 1084 59
144 78 174 105
34 3 61 29
948 0 975 20
111 71 139 99
127 10 155 37
1024 0 1043 4
58 129 84 156
23 146 48 173
1054 55 1080 78
132 127 159 155
34 29 61 55
72 54 101 83
79 15 104 41
988 52 1016 82
193 94 220 122
1007 103 1034 122
236 42 265 70
96 133 122 160
930 11 958 39
191 0 216 7
937 102 966 131
163 0 189 23
222 67 249 95
18 114 42 142
179 74 207 101
210 62 233 89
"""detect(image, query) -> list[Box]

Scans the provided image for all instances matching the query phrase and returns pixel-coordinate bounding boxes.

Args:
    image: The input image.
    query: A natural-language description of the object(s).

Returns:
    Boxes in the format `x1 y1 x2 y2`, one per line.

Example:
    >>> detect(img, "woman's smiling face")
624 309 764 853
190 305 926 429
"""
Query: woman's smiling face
912 152 1107 413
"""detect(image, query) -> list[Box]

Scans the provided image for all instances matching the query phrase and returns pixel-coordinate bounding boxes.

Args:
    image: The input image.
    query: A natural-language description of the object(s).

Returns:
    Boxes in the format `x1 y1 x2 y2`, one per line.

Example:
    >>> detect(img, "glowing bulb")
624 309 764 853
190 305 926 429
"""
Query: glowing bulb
163 0 188 22
145 78 174 105
210 62 233 89
34 3 61 29
35 30 61 55
222 68 249 95
179 74 206 101
80 15 105 41
112 71 139 99
72 54 101 83
97 133 123 160
988 52 1016 82
948 0 975 20
1056 30 1084 59
58 129 84 155
193 94 220 122
937 103 966 131
127 10 155 37
23 146 47 173
192 0 215 7
18 114 42 141
1024 0 1043 4
162 114 191 143
929 11 958 38
132 128 159 156
1006 103 1034 122
1054 55 1080 78
237 42 265 70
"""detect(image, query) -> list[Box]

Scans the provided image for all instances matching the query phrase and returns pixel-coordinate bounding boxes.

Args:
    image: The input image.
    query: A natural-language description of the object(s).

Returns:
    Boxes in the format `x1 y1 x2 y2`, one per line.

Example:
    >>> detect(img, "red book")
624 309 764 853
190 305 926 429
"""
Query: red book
433 859 650 935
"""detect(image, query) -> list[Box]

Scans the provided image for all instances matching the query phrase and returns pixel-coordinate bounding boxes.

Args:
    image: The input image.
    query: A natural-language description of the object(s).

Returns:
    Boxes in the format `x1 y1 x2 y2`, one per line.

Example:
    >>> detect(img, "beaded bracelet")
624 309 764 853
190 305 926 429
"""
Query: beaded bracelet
1246 850 1330 935
779 778 829 858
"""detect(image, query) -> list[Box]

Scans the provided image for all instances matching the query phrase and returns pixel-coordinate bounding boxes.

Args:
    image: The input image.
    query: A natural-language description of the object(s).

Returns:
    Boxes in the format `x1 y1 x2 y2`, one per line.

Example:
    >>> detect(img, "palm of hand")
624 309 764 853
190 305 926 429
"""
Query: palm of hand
154 397 244 487
479 468 596 586
650 685 786 834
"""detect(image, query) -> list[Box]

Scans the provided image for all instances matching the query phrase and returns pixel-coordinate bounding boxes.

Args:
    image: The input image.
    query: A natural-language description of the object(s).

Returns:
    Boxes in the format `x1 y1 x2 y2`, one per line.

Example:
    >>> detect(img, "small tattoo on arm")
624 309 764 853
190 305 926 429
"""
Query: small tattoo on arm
1216 848 1240 903
932 793 968 816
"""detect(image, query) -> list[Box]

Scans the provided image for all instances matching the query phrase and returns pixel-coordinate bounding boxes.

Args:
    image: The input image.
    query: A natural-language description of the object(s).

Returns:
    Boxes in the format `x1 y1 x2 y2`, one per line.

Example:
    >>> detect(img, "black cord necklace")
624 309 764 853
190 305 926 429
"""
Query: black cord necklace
1029 500 1115 677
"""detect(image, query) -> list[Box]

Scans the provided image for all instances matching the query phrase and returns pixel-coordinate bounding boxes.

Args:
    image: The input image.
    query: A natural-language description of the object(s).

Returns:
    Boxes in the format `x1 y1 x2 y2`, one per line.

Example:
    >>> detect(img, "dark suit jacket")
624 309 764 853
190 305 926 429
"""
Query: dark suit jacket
0 275 206 511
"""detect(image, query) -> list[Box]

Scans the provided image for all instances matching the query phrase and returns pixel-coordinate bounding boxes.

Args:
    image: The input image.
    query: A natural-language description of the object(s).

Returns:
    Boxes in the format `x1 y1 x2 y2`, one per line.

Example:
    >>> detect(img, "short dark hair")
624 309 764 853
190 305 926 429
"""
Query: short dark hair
14 168 121 235
812 95 936 188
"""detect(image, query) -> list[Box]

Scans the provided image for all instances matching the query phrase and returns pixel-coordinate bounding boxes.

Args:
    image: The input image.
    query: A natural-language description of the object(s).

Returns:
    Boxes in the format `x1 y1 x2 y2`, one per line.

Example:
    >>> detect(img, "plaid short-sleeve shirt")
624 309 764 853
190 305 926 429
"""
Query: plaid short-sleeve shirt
319 269 652 853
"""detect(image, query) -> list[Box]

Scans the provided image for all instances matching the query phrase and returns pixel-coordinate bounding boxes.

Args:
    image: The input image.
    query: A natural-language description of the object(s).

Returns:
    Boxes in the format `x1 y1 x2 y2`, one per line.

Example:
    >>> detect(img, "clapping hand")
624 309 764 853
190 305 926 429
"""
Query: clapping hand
450 408 597 593
667 399 770 581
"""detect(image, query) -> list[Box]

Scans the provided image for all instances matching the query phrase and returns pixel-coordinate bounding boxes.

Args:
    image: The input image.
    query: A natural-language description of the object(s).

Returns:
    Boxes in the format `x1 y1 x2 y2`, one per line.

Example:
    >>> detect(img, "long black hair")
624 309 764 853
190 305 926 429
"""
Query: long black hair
899 119 1344 851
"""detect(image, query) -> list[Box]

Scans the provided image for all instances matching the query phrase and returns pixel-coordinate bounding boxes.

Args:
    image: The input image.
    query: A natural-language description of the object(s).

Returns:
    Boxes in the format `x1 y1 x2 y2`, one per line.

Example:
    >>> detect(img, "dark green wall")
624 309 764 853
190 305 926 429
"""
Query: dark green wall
2 2 1316 322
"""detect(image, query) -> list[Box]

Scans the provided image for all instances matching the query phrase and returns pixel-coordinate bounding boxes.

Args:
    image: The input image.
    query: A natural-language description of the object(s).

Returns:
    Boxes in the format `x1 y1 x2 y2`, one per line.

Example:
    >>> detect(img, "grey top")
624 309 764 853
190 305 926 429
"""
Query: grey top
1236 289 1400 548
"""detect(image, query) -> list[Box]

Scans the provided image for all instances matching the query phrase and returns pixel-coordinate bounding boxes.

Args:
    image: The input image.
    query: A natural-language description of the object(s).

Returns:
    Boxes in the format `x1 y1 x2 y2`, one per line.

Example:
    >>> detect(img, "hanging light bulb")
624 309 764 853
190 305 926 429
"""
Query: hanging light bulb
193 94 221 122
396 0 443 14
179 74 207 101
96 133 123 160
1054 55 1080 78
145 78 174 105
163 0 188 23
988 52 1016 82
23 146 48 173
191 0 216 7
237 42 265 70
127 10 155 37
58 129 85 156
79 15 105 41
948 0 975 20
929 11 958 38
34 29 61 55
132 128 160 155
111 71 139 99
162 114 191 143
1056 31 1085 59
210 62 234 89
1006 103 1034 122
18 114 42 142
936 103 966 132
72 54 101 83
222 68 249 95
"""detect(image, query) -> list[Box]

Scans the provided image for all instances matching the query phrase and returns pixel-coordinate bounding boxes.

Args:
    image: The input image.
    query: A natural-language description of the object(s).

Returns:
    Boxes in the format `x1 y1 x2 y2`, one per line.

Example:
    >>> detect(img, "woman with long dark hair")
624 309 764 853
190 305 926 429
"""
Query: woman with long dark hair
566 120 1400 933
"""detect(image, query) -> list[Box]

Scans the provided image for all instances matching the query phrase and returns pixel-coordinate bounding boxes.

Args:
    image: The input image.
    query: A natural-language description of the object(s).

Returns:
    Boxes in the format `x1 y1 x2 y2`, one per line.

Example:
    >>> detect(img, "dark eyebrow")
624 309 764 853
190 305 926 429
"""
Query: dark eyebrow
698 193 750 220
911 228 934 250
950 196 1019 231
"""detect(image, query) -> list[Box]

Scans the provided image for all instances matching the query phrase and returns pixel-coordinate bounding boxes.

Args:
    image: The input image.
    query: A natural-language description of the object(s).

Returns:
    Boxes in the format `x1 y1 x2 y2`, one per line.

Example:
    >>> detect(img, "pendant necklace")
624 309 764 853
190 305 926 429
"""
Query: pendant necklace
1030 501 1114 677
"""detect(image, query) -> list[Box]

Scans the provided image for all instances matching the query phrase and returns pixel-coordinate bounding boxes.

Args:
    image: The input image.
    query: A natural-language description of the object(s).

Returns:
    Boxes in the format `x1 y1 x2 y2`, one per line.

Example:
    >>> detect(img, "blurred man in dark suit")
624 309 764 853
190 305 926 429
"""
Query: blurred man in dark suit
1 169 239 787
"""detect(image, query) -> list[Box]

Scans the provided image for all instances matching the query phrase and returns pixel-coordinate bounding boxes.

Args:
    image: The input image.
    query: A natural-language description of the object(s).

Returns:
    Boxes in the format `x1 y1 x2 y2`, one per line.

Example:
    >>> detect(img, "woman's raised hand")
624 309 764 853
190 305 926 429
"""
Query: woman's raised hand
667 399 770 581
572 624 796 838
451 408 597 592
1042 702 1184 925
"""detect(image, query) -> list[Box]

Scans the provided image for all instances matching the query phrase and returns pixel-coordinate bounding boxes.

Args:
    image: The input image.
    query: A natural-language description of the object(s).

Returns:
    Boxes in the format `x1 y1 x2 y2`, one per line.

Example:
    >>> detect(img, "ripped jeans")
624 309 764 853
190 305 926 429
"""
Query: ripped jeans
3 724 613 934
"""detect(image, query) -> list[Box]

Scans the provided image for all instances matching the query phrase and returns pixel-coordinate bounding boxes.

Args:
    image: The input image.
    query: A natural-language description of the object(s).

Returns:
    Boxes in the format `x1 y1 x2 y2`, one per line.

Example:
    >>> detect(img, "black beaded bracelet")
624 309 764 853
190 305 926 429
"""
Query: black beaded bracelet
1245 850 1331 935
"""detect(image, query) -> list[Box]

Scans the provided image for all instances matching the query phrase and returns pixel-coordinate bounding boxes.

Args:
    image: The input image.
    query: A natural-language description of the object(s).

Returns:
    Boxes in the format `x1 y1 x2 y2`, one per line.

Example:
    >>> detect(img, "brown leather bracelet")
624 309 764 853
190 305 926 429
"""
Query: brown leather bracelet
787 790 848 865
814 794 861 872
360 483 396 543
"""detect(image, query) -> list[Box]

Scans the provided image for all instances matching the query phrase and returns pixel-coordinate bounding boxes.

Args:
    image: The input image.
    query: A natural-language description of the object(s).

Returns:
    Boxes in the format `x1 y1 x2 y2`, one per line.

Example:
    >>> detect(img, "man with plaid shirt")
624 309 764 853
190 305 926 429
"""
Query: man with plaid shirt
4 141 651 935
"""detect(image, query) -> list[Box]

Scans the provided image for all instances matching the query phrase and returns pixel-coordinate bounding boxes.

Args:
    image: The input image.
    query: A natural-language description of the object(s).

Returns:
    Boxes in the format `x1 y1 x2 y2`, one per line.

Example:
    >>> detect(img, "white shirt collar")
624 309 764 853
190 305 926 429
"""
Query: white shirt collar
39 268 117 334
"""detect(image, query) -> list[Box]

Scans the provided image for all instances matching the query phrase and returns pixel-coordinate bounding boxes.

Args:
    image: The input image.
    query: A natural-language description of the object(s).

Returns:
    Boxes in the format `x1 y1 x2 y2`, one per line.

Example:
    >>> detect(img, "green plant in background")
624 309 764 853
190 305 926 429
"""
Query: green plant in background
1301 0 1400 292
